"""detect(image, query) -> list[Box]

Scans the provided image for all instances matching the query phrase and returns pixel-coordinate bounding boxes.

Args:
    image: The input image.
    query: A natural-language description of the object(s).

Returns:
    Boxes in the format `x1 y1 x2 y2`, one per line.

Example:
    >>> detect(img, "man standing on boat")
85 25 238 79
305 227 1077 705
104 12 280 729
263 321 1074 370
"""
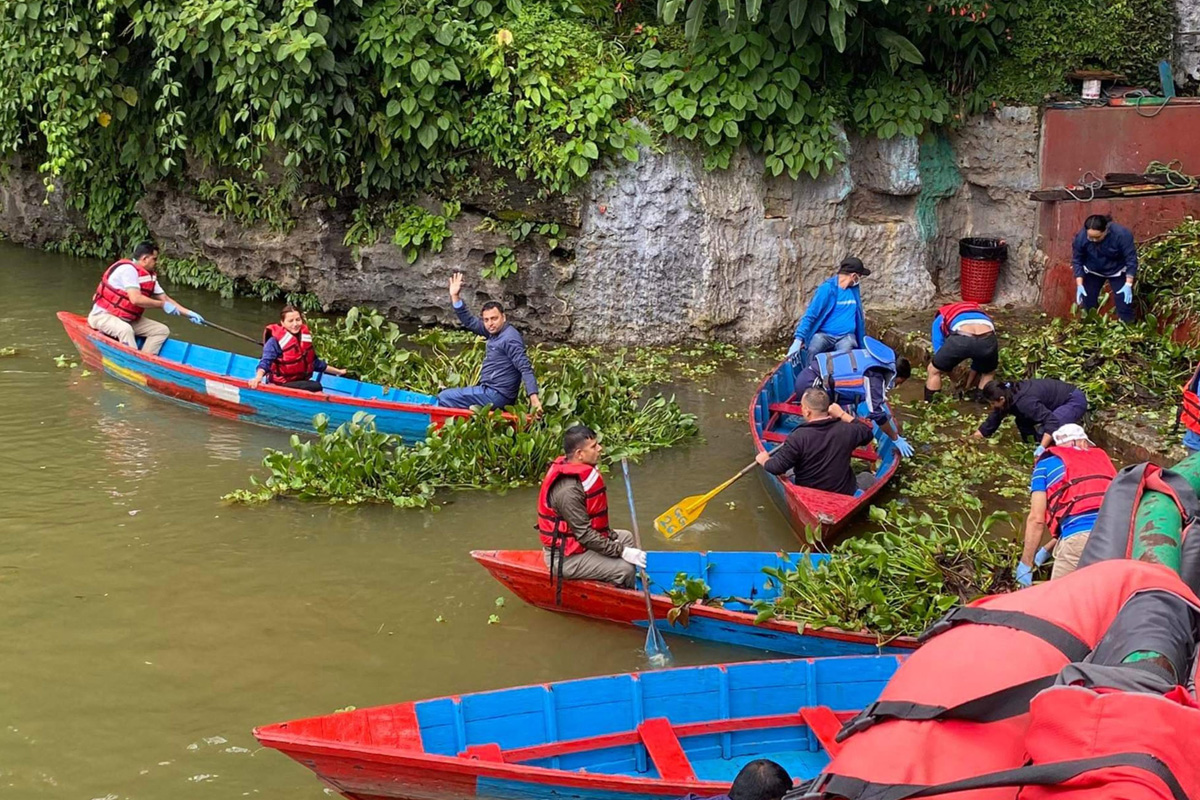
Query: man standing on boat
786 257 869 361
925 301 998 402
538 425 646 596
755 388 878 495
87 241 205 356
1016 424 1116 587
792 339 915 458
439 271 543 412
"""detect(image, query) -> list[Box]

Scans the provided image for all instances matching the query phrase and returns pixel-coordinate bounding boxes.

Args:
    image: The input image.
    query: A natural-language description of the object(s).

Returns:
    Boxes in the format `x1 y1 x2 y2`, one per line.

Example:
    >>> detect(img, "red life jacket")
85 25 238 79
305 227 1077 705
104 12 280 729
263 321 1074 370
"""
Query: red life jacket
823 684 1200 800
1041 445 1117 537
937 301 987 335
807 561 1200 800
536 457 611 558
1181 363 1200 435
263 323 317 384
92 259 158 322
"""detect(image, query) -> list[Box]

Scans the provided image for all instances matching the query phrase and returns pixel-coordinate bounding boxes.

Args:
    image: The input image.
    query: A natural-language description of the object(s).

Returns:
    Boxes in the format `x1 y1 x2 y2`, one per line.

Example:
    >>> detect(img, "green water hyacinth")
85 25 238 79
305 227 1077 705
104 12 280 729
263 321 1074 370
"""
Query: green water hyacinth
225 324 701 506
751 503 1019 638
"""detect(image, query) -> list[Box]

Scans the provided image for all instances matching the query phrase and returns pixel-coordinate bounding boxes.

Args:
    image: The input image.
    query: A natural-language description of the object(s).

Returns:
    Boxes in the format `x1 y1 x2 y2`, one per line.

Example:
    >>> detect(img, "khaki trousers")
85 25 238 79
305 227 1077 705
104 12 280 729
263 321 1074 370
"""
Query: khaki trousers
88 310 171 356
544 529 636 588
1050 532 1090 581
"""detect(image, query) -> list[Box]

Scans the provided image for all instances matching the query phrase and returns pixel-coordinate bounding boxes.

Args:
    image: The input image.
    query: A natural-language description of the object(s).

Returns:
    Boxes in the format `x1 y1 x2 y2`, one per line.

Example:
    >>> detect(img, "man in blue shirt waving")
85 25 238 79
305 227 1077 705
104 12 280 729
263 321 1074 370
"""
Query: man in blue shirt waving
787 257 868 360
438 271 542 412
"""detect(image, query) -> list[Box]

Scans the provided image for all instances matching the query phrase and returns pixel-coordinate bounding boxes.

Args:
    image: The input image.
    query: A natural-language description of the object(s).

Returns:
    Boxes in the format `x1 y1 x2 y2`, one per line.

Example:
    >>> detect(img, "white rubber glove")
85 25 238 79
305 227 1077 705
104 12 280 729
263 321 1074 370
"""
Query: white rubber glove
621 547 647 569
786 338 803 357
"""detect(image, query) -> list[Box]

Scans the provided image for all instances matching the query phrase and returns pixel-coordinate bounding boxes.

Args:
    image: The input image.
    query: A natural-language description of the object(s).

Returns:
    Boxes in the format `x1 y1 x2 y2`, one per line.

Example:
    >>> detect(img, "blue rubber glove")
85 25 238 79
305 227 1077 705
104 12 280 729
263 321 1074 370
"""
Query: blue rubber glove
163 301 180 315
1118 282 1133 304
1075 285 1087 305
893 436 915 458
1015 561 1033 587
1033 546 1052 567
786 338 803 357
187 311 205 325
1033 445 1046 458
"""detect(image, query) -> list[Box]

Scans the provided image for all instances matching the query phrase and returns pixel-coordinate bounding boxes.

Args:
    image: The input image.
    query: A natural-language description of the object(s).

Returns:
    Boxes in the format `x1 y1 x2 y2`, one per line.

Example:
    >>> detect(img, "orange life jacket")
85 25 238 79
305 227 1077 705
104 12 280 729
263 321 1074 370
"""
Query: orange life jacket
92 260 158 322
1041 445 1117 537
263 323 317 384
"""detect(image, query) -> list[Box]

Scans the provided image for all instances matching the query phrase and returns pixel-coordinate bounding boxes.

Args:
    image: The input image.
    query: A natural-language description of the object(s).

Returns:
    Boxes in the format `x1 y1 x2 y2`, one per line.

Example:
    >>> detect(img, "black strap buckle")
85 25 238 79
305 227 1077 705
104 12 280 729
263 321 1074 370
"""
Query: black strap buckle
917 606 963 643
834 701 879 742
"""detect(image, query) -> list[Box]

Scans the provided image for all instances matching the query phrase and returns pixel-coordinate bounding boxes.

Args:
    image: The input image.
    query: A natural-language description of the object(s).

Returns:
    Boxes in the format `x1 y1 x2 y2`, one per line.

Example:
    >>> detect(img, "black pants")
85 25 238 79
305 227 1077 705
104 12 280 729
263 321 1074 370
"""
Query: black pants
931 332 999 374
280 379 323 392
1080 273 1134 322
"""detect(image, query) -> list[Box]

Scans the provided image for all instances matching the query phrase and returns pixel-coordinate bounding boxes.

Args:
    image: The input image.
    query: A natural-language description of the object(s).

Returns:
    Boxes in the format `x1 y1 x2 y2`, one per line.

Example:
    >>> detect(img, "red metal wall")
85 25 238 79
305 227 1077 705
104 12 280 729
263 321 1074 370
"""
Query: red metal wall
1037 106 1200 317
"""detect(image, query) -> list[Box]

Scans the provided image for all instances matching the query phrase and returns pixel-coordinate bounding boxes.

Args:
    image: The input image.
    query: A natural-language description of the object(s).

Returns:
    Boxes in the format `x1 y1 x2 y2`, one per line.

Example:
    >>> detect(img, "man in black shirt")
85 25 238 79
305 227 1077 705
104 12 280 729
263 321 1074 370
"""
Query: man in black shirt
755 388 876 495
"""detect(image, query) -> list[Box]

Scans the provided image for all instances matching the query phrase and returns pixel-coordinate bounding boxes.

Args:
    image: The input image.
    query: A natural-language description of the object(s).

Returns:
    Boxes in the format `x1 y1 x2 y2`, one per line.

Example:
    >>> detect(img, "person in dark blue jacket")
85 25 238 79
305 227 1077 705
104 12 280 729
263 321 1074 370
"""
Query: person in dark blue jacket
973 378 1088 454
438 271 542 411
787 257 868 360
1072 214 1137 322
793 340 914 457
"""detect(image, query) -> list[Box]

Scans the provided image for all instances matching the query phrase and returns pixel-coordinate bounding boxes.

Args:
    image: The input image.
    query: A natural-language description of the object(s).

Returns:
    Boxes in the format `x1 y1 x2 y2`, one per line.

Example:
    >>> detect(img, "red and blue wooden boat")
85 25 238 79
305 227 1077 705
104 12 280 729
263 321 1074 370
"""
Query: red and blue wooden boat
749 352 899 547
58 311 495 439
254 655 902 800
472 549 916 655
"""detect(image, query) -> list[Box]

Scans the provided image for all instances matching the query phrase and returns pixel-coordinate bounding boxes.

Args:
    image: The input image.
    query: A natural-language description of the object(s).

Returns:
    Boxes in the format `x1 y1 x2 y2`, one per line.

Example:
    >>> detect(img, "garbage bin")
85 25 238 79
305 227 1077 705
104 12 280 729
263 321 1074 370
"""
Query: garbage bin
959 237 1007 303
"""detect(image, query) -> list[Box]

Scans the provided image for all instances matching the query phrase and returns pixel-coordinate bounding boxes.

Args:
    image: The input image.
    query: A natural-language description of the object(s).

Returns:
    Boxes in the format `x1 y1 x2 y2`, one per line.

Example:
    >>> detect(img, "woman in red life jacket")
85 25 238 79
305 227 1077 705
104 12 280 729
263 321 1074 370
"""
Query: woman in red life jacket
537 425 647 599
248 305 348 392
87 240 205 356
1017 424 1116 587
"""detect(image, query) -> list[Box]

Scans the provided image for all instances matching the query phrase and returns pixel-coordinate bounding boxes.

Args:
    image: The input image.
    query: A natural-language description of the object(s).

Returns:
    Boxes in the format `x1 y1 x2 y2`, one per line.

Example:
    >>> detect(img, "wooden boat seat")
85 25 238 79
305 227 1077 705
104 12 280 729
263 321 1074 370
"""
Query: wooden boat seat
461 743 505 762
800 706 844 757
769 402 806 416
637 717 696 781
761 429 878 462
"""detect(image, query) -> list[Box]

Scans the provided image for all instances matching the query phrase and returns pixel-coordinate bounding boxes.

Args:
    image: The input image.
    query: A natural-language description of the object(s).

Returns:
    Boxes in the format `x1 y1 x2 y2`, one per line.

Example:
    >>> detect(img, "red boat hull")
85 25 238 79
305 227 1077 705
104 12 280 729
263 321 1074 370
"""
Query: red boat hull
471 550 916 655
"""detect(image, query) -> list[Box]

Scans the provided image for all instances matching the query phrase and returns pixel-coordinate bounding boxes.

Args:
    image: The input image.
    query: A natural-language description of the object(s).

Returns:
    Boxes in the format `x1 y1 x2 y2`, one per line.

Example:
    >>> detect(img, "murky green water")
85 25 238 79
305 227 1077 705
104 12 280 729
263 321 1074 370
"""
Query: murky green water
0 243 834 798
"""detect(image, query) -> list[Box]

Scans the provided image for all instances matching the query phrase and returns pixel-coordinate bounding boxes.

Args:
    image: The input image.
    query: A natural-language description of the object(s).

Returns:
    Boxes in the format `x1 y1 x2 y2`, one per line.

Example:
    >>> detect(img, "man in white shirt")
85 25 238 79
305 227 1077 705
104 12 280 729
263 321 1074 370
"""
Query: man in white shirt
87 242 203 356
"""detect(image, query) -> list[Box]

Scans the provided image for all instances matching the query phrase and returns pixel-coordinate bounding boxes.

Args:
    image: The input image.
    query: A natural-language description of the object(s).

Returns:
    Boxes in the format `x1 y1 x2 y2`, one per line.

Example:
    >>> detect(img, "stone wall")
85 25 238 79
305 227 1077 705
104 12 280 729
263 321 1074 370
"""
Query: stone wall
0 107 1042 346
1178 0 1200 86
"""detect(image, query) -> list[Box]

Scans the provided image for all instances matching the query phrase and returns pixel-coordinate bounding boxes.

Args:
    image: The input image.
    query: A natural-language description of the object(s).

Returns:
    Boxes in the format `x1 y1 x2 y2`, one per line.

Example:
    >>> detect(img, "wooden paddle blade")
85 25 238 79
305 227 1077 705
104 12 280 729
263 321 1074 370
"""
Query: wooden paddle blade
653 495 708 539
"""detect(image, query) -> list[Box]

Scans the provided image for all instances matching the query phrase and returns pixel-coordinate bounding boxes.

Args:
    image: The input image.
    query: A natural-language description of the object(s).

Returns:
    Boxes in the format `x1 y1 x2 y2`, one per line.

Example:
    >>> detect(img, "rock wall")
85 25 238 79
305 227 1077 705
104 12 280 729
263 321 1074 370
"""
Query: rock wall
1179 0 1200 86
0 107 1042 346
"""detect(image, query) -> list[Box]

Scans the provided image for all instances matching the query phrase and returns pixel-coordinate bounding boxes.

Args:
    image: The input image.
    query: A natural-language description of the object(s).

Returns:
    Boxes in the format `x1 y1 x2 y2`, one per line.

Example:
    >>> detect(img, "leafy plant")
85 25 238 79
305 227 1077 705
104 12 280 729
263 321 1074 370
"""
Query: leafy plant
752 503 1018 638
482 246 518 280
384 201 459 264
663 572 725 626
998 312 1192 411
156 256 321 311
228 311 706 505
196 178 299 232
1138 218 1200 331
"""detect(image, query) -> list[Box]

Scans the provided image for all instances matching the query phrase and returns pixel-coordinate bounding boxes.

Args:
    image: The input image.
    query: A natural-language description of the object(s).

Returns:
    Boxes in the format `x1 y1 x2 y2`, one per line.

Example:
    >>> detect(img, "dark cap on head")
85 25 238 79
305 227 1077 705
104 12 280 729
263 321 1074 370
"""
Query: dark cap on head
838 256 870 276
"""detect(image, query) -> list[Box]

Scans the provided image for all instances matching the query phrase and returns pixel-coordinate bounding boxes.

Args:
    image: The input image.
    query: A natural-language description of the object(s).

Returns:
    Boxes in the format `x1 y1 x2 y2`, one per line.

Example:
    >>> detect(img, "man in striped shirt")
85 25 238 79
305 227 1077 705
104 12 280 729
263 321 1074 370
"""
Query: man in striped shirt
1017 424 1116 587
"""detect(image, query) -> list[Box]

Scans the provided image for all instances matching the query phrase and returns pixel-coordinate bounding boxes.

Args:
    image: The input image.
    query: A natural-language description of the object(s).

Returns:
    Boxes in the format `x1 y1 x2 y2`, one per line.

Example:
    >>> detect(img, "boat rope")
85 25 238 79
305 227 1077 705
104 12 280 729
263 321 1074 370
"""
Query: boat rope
1063 171 1104 203
1145 159 1198 188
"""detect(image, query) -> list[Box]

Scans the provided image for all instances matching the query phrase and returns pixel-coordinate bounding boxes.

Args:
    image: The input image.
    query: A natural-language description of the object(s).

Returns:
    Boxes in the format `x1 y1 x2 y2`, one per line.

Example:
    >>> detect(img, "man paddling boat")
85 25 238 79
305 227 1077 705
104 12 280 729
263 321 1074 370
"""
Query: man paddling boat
87 241 205 356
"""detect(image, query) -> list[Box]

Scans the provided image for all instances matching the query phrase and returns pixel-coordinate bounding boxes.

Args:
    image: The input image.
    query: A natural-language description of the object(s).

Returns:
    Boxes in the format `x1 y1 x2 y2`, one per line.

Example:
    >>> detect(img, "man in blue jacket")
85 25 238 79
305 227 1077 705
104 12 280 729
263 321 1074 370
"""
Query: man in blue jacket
787 256 868 360
438 271 543 411
1072 214 1137 322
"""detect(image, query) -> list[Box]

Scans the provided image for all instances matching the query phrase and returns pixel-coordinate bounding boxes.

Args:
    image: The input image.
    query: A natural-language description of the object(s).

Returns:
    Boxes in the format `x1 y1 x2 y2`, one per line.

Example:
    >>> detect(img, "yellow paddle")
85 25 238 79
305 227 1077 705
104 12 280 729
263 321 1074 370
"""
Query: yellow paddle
654 457 765 539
